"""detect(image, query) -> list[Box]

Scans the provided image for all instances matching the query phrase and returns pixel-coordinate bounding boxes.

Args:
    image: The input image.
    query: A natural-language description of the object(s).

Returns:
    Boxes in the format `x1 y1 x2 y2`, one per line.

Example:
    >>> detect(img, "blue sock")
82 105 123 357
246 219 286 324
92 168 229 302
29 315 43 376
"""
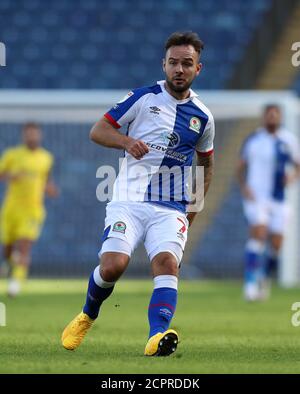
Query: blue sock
83 267 115 319
148 284 177 338
245 239 264 284
264 251 278 277
245 251 259 283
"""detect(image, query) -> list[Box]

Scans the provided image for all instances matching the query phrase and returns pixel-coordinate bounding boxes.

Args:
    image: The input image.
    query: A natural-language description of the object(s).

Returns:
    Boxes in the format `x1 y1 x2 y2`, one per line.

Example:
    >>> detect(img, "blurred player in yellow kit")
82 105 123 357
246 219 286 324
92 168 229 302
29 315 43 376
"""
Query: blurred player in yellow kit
0 122 58 296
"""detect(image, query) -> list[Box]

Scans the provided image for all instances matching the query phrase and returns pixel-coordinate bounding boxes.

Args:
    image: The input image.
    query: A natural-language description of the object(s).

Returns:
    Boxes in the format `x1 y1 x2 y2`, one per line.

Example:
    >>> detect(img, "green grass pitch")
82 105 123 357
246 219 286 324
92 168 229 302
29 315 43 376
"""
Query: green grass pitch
0 279 300 374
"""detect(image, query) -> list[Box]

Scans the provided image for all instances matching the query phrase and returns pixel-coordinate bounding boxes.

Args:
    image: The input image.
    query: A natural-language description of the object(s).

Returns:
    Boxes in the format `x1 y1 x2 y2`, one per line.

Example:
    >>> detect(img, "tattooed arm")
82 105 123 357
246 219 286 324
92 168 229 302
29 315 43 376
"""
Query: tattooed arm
187 152 214 227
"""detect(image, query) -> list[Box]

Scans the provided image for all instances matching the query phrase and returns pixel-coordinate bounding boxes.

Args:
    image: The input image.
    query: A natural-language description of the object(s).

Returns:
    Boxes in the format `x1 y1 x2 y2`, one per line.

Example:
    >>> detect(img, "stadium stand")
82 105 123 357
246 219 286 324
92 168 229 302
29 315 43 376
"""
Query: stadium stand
293 74 300 95
3 0 300 279
0 0 271 90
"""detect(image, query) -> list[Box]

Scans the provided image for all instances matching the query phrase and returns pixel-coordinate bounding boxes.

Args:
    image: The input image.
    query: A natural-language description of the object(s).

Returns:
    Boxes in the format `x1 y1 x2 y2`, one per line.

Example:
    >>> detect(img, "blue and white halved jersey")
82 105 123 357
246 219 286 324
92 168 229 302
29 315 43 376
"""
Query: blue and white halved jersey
104 80 215 213
241 127 300 202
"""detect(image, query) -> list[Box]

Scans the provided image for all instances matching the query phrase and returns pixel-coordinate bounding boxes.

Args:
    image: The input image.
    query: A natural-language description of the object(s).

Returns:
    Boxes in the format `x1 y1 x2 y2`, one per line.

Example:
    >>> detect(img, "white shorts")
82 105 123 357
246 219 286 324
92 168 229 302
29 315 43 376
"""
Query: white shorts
243 199 290 234
98 201 189 264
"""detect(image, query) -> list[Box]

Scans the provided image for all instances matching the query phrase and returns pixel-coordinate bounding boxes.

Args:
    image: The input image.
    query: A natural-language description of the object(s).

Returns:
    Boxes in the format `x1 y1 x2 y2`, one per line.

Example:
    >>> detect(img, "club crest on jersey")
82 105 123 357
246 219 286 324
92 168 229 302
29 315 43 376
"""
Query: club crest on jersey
189 117 201 133
112 221 126 233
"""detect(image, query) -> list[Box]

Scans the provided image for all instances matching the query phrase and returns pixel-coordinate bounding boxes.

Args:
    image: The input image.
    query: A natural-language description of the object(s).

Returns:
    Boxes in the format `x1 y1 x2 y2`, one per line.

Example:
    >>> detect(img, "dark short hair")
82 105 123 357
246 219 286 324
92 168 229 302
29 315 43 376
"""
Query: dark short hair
165 31 204 57
264 104 281 114
22 122 40 131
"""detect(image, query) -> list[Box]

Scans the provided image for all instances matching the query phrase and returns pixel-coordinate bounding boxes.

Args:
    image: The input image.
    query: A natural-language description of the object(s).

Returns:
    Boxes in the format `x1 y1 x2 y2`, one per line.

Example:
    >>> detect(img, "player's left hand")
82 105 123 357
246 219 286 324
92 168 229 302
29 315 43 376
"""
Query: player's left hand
45 181 59 198
284 172 298 186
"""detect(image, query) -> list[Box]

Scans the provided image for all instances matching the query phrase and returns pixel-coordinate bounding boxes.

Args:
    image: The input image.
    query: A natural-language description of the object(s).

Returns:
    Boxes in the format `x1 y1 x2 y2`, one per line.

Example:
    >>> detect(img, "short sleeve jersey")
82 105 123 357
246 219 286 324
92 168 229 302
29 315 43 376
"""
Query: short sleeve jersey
104 80 215 213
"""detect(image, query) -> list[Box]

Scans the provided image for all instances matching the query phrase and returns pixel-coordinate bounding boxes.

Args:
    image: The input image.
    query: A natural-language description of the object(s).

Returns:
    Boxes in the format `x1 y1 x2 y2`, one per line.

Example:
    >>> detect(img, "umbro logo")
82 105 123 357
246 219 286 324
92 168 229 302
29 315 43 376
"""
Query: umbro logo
149 106 161 115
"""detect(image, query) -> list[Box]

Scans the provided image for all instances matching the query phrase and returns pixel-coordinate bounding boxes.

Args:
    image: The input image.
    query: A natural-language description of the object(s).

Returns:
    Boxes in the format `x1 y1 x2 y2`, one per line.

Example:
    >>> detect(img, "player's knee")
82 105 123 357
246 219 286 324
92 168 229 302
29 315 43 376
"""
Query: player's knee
100 252 129 282
152 253 178 276
3 245 12 260
271 237 282 252
17 240 33 257
251 226 268 242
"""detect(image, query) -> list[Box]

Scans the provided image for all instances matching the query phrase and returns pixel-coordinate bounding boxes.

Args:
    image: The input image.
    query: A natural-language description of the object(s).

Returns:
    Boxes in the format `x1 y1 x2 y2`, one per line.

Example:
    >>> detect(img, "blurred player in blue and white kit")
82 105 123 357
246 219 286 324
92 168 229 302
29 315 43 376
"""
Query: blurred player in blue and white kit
237 105 300 301
62 32 215 356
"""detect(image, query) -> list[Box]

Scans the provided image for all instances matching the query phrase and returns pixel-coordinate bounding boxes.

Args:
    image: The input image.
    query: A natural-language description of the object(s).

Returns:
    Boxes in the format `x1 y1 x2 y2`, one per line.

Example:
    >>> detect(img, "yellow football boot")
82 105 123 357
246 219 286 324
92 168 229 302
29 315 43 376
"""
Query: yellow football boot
61 312 94 350
144 329 179 356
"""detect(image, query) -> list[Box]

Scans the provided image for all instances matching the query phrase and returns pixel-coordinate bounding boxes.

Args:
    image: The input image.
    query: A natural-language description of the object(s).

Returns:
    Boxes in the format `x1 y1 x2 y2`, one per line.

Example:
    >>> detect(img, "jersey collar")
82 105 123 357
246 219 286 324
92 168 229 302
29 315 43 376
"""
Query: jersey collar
261 126 282 138
157 80 198 104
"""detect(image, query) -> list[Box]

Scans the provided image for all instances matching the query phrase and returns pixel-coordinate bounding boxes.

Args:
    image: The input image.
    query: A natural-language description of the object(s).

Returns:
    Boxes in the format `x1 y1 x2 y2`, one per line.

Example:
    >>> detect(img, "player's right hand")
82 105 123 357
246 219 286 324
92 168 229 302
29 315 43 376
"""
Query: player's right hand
124 137 149 160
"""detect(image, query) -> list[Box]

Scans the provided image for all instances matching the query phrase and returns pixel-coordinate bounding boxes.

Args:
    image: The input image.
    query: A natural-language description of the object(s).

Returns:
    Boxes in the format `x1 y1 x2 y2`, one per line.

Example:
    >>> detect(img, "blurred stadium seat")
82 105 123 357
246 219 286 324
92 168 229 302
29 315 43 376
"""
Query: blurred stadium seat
293 73 300 94
0 0 273 90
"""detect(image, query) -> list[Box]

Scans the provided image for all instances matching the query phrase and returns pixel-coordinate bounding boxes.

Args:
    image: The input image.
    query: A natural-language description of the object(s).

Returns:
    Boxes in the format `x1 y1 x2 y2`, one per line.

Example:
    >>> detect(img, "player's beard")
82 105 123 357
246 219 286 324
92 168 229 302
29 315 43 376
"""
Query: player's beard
26 141 40 150
165 77 193 94
265 123 279 134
